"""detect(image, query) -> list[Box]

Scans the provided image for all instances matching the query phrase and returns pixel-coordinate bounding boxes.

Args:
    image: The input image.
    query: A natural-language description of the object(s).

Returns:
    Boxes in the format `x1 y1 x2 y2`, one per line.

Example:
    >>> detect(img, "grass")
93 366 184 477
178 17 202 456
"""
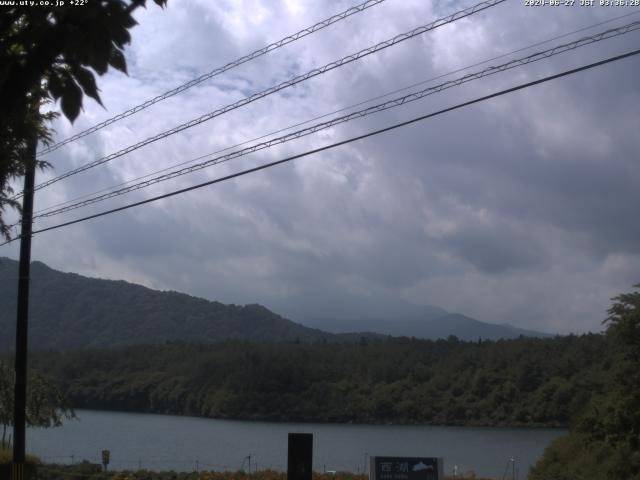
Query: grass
0 455 494 480
33 465 495 480
0 446 41 465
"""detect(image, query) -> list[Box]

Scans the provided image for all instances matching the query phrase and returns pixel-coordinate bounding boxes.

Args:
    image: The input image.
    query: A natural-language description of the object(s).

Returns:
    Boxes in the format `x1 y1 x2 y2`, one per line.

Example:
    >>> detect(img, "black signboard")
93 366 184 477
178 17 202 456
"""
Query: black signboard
287 433 313 480
370 456 443 480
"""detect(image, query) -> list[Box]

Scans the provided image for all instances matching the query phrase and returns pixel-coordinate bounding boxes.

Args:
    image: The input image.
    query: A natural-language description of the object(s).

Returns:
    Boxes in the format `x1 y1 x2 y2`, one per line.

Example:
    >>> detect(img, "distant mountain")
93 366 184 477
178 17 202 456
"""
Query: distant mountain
0 257 335 351
298 311 550 341
0 257 549 351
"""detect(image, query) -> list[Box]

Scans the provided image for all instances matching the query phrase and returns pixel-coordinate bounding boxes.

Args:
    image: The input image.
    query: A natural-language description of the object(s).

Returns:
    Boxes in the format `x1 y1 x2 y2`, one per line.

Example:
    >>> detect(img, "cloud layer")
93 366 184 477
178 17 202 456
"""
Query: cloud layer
5 0 640 334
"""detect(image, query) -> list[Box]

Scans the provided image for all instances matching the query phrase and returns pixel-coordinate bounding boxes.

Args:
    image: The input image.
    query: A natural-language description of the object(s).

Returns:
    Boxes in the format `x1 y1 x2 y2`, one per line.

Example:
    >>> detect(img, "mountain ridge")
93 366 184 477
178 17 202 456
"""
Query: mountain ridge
296 311 550 341
0 257 335 350
0 257 549 351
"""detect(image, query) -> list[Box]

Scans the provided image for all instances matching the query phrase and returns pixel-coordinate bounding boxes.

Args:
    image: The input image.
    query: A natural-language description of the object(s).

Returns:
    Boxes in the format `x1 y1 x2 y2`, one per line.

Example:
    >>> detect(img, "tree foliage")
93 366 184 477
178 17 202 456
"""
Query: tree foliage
0 362 75 449
0 0 167 239
0 258 337 351
530 285 640 480
26 334 609 428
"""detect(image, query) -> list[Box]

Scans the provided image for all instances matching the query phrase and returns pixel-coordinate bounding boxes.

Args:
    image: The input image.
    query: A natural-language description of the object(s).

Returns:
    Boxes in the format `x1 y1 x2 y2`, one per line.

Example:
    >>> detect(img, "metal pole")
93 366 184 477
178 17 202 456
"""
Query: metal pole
12 131 37 475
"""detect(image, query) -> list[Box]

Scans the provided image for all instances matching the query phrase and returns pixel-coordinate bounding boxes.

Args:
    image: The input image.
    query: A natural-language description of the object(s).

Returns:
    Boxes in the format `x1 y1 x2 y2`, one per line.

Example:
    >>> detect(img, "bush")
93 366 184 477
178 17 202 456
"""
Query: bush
0 447 41 465
528 433 621 480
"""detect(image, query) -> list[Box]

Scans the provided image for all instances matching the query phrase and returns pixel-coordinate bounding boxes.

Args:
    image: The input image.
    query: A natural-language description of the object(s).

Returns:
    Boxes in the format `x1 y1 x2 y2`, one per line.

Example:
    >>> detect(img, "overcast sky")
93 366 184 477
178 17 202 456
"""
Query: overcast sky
4 0 640 333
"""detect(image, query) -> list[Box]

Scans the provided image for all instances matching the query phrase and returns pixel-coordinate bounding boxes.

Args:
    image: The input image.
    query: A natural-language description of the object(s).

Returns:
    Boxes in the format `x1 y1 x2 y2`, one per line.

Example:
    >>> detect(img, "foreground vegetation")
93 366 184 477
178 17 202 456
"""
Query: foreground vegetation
25 333 611 428
530 286 640 479
0 363 74 449
0 454 490 480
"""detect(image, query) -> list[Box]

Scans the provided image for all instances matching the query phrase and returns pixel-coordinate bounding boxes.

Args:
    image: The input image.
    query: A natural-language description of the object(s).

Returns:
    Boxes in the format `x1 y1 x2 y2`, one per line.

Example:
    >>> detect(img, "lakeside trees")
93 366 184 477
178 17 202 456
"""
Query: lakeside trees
28 334 609 428
0 362 74 449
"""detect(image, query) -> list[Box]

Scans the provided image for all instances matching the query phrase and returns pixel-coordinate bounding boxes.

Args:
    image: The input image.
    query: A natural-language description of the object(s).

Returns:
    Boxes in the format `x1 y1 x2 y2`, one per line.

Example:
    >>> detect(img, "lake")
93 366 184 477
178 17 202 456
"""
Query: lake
27 410 565 478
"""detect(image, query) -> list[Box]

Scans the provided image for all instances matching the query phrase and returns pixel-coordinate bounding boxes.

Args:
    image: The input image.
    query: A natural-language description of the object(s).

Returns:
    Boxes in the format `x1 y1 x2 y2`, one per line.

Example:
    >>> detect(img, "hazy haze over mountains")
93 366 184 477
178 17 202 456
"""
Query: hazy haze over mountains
299 312 550 340
281 296 549 339
0 257 549 351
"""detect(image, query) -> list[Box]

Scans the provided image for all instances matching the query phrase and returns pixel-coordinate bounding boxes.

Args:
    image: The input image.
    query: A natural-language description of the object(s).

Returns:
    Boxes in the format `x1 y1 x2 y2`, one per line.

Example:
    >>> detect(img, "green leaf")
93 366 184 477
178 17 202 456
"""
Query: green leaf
89 24 112 75
110 26 132 49
60 79 83 123
73 66 103 106
109 48 128 75
103 2 137 38
47 71 64 100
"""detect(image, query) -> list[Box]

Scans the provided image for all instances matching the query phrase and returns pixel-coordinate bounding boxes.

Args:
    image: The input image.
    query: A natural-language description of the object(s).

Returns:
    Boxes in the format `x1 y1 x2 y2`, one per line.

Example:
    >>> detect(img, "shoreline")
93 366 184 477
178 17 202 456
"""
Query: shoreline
66 407 569 430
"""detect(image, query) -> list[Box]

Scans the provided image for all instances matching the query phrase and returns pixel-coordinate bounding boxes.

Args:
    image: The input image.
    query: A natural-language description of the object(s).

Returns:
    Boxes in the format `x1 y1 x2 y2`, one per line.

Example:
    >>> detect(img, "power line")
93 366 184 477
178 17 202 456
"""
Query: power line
2 47 637 247
38 0 390 156
31 20 640 220
32 10 640 218
21 0 506 198
30 0 505 192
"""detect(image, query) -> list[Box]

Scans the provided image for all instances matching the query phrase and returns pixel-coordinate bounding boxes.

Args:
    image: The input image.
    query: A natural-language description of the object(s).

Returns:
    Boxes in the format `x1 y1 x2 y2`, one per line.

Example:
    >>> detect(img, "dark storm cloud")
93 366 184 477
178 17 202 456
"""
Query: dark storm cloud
436 219 547 274
13 0 639 334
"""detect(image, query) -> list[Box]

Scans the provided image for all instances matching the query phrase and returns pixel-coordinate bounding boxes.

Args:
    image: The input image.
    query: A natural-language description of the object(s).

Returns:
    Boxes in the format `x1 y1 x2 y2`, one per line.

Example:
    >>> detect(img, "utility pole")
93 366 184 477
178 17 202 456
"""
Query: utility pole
12 130 38 480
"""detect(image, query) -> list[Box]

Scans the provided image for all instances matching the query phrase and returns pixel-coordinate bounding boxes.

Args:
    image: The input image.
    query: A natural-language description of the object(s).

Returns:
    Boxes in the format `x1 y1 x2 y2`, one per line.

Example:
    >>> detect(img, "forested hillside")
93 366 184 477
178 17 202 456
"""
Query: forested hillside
0 258 550 350
0 258 334 350
29 334 610 427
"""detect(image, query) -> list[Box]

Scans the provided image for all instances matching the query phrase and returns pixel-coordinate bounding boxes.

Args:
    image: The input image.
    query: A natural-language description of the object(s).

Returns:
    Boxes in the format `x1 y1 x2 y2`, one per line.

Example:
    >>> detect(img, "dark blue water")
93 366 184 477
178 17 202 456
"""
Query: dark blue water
27 410 565 478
